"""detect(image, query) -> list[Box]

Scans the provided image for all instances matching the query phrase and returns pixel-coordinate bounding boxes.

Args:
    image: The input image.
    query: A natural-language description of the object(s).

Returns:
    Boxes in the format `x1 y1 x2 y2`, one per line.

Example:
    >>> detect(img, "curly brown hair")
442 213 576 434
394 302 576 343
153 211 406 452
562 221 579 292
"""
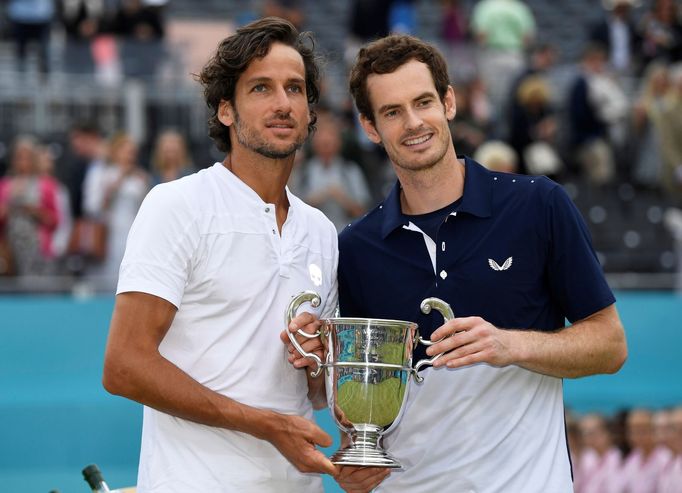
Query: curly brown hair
349 35 450 124
196 17 321 153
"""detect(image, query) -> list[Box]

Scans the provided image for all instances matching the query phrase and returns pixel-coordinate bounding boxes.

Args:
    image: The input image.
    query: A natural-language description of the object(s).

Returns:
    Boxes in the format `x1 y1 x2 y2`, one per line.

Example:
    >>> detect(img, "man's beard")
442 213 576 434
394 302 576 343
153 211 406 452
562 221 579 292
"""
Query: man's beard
233 109 306 159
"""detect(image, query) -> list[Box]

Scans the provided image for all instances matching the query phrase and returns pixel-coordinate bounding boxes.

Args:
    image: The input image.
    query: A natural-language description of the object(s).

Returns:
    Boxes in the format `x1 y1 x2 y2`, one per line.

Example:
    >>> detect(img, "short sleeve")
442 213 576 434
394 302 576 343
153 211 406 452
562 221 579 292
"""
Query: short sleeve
546 186 615 322
116 183 199 308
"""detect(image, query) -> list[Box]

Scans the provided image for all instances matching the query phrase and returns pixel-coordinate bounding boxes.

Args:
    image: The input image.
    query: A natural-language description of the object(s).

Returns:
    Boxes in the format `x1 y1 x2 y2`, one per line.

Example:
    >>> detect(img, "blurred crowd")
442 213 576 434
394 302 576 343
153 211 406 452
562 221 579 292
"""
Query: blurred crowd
3 0 167 81
568 406 682 493
0 125 193 288
1 0 682 290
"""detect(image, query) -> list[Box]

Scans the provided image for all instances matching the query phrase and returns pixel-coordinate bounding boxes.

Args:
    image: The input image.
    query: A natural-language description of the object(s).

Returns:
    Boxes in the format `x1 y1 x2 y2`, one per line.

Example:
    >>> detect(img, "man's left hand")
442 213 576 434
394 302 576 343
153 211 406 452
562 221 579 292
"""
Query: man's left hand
280 311 324 371
335 466 390 493
426 316 516 369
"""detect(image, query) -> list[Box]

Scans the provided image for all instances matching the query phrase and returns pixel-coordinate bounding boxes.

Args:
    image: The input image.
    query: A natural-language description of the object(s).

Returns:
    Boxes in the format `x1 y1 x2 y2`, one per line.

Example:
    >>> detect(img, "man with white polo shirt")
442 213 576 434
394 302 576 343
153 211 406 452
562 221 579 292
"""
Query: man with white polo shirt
331 34 628 492
102 17 338 492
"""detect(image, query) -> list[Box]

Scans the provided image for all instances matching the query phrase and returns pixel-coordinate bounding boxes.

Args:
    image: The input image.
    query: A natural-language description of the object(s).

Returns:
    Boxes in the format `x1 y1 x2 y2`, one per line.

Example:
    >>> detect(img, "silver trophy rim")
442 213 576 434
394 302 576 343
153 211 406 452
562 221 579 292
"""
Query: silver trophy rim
323 317 419 328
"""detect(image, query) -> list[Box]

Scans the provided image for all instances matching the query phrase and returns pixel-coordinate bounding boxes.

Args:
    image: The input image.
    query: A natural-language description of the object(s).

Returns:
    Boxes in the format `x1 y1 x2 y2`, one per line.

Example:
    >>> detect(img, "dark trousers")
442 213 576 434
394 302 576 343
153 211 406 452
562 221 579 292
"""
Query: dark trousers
12 21 51 74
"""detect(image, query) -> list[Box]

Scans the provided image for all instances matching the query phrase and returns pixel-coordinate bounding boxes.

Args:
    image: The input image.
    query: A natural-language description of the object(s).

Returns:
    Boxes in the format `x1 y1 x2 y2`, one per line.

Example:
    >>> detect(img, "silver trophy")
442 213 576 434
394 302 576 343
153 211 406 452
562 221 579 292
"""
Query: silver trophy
285 291 454 468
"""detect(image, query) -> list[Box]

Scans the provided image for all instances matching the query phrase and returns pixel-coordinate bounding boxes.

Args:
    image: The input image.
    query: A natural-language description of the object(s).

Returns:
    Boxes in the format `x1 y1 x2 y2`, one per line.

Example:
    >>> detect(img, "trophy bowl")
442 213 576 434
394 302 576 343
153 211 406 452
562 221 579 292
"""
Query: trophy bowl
286 291 453 468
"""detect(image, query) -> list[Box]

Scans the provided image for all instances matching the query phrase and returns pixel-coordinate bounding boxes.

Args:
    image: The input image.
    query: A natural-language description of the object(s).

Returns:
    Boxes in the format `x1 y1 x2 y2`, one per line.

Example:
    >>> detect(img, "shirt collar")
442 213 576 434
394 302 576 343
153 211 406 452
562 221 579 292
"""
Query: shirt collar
214 161 298 215
380 156 493 239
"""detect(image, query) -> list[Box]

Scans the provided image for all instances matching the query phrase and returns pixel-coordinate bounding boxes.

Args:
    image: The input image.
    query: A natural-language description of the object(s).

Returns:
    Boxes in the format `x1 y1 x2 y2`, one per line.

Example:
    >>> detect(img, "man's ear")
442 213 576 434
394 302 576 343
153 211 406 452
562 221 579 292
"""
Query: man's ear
218 99 234 127
444 85 457 121
359 114 382 145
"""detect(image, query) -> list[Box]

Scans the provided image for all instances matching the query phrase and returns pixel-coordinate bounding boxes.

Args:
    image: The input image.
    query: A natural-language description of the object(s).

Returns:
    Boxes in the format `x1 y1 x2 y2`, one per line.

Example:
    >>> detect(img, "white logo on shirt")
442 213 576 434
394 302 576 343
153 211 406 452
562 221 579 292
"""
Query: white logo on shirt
489 257 513 271
309 263 322 286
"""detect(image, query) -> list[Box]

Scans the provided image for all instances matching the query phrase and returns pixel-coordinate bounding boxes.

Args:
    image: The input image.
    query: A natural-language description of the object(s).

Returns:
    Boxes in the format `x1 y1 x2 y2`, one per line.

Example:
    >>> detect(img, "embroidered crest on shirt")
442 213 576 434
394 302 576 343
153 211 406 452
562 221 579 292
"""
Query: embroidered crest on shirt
309 263 323 286
489 257 513 271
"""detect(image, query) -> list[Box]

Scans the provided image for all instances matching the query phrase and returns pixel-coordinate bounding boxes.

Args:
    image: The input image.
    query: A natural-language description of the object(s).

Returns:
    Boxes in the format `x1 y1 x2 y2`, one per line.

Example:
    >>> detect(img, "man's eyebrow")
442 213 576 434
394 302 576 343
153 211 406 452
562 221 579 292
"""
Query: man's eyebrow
244 76 305 85
377 92 437 115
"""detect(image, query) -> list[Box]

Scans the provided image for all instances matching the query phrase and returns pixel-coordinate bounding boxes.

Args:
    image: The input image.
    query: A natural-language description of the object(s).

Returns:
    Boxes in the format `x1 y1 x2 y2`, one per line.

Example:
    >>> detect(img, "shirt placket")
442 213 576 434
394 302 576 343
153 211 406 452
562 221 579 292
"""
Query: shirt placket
437 211 458 284
264 204 292 278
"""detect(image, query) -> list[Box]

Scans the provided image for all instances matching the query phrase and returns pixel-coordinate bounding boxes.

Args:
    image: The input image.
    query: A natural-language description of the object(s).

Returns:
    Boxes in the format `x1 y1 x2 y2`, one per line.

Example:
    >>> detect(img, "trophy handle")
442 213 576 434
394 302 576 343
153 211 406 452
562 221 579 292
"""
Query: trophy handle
412 297 455 383
285 290 324 377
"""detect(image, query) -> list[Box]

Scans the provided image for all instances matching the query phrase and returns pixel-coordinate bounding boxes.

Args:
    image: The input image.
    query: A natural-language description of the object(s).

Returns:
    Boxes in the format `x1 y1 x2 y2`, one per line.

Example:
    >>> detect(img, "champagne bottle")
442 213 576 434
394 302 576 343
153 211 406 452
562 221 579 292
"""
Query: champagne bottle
82 464 112 493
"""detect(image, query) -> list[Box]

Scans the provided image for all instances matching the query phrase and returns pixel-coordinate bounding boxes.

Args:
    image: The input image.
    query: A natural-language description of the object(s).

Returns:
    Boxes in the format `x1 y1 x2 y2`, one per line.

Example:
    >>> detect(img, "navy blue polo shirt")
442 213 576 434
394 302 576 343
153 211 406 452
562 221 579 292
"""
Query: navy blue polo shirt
338 157 615 363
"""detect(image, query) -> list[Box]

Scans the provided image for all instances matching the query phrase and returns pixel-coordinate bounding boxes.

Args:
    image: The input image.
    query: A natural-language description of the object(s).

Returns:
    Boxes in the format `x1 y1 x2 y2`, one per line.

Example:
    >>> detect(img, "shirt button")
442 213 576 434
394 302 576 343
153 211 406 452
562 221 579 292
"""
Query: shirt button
265 207 270 213
440 270 447 279
441 241 446 251
272 229 276 234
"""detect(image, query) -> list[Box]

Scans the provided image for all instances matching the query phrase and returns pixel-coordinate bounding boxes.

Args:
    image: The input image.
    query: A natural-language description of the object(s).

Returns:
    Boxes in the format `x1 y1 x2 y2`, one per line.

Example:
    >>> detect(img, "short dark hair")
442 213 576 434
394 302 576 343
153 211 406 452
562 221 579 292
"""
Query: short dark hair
349 35 451 123
197 17 321 153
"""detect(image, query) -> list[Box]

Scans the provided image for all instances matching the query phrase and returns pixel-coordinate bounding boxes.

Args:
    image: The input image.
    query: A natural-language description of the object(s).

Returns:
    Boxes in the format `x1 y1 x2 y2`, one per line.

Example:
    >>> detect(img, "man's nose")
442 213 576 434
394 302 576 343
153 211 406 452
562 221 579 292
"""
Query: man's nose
404 108 424 131
272 85 293 114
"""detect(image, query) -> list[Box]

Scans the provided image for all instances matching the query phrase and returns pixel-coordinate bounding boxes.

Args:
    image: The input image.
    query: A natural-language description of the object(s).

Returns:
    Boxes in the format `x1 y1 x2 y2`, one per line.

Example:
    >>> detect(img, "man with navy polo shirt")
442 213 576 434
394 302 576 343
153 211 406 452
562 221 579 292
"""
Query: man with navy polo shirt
332 34 628 492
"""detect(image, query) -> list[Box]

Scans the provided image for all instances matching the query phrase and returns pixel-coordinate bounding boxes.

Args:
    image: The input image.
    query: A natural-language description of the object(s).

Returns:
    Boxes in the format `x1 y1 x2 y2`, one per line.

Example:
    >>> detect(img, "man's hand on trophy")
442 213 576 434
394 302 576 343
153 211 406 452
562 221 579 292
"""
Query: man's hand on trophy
425 316 515 369
265 412 338 475
335 466 391 493
280 311 324 370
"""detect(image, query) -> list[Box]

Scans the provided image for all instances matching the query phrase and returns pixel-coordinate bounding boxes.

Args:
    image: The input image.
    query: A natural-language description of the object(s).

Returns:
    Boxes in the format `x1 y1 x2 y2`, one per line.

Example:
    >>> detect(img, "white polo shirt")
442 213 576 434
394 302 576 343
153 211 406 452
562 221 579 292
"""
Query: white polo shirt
117 163 338 493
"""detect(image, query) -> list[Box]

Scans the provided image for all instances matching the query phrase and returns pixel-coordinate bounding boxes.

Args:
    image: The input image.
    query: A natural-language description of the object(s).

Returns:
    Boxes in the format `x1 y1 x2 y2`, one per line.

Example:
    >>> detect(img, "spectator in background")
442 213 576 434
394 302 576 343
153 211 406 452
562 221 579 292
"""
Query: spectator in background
298 113 371 231
0 136 59 276
639 0 682 68
57 0 110 75
389 0 417 35
619 408 672 493
576 414 623 493
85 132 149 286
346 0 395 66
7 0 55 76
566 411 586 491
506 43 557 165
150 129 195 185
262 0 304 30
61 122 107 274
438 0 476 80
657 406 682 493
472 140 518 173
470 0 536 131
632 62 670 189
36 145 73 267
110 0 165 79
590 0 643 77
568 44 628 186
509 75 563 178
62 122 105 221
449 77 491 157
658 63 682 207
441 0 468 46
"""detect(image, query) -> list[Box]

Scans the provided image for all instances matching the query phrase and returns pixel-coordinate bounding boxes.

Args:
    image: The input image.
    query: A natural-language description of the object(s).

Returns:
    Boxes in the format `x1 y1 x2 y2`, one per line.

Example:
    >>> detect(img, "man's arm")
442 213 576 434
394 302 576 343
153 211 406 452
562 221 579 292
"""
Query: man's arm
103 291 337 475
427 303 627 378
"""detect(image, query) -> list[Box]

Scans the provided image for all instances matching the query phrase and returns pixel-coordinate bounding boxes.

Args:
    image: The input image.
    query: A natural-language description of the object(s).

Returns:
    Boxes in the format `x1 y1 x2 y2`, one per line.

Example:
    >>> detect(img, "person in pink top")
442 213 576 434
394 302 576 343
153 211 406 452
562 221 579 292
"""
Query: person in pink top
0 135 59 275
657 407 682 493
576 413 623 493
619 408 673 493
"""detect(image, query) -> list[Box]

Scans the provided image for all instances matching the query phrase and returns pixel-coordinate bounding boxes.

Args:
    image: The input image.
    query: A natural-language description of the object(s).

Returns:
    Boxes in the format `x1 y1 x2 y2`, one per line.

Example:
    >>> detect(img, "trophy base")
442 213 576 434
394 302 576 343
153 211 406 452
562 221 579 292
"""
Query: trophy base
330 447 402 468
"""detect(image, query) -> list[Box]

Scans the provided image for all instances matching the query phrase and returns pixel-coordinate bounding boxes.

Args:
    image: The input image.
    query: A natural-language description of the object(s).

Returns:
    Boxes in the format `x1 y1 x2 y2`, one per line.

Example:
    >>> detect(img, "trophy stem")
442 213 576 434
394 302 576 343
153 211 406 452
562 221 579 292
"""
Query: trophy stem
329 425 402 468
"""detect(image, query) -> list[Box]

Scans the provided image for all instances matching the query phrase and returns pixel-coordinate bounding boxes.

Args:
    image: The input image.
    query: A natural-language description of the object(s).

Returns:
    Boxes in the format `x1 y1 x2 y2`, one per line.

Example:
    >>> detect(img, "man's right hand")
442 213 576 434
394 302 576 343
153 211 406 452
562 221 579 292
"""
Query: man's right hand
264 412 338 475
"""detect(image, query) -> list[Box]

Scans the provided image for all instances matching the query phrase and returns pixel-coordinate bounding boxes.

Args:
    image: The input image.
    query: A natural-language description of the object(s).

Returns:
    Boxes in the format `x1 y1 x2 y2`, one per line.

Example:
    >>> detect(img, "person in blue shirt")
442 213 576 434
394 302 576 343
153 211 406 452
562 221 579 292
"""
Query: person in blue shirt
329 34 628 493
